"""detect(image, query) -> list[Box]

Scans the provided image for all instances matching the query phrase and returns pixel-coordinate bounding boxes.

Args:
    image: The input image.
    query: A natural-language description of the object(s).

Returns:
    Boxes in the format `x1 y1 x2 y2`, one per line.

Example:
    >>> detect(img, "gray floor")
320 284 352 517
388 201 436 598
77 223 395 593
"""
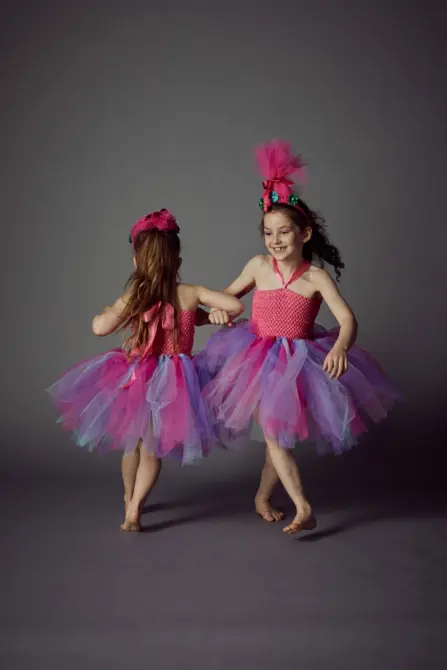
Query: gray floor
2 414 446 670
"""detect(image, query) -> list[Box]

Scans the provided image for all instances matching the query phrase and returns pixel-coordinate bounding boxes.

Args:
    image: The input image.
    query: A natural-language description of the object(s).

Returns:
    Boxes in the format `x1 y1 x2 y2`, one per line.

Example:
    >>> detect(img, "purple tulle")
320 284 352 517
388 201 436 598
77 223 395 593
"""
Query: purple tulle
48 349 221 464
195 322 402 454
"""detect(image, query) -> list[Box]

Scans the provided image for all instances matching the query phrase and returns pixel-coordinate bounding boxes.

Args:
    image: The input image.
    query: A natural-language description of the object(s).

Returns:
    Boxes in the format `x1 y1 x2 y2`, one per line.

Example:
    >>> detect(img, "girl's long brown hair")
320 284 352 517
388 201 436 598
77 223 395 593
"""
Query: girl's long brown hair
118 228 181 352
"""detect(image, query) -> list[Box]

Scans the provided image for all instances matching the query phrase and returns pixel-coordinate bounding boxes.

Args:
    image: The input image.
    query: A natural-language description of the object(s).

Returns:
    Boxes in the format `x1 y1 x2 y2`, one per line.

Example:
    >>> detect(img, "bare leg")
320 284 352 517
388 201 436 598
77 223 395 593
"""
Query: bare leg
121 442 141 512
254 445 284 522
265 436 316 534
121 449 162 532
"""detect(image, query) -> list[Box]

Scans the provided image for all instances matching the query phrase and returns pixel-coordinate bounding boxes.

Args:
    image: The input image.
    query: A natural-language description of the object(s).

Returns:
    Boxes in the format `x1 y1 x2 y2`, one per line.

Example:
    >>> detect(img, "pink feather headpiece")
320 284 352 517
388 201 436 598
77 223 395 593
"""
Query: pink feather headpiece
255 140 307 213
129 208 179 246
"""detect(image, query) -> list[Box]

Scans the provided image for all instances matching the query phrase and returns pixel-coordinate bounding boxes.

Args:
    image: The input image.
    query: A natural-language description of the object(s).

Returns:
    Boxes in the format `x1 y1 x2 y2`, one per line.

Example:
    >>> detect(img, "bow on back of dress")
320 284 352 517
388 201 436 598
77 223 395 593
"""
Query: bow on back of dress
121 302 175 389
128 301 175 360
140 301 174 355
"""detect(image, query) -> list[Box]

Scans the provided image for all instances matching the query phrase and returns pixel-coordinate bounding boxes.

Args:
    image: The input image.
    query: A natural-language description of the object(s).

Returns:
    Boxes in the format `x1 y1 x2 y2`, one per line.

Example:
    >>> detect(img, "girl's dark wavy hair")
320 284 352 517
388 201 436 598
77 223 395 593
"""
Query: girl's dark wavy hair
260 201 344 281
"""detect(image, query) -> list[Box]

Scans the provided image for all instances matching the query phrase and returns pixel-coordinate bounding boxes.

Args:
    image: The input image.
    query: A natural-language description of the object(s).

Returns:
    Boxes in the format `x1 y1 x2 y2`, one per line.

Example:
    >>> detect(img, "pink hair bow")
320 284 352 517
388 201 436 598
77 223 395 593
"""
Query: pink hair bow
129 209 179 246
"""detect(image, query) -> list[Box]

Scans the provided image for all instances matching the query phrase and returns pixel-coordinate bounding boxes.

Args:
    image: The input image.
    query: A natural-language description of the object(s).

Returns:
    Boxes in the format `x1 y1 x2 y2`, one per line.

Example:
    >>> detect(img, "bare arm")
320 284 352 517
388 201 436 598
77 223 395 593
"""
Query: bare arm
92 295 128 337
314 270 357 349
195 286 244 317
195 256 261 326
313 270 358 379
220 255 260 298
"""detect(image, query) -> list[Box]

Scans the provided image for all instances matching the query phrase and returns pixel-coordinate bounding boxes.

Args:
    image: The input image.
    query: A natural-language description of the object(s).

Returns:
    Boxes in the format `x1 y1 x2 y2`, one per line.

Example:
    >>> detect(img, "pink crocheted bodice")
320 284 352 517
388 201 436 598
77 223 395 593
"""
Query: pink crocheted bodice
132 308 196 357
151 309 196 355
251 261 322 340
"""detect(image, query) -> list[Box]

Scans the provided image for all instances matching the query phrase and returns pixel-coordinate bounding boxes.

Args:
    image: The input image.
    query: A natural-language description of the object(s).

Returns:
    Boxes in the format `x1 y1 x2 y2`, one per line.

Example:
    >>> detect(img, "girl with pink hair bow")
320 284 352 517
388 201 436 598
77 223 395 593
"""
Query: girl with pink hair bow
48 209 243 531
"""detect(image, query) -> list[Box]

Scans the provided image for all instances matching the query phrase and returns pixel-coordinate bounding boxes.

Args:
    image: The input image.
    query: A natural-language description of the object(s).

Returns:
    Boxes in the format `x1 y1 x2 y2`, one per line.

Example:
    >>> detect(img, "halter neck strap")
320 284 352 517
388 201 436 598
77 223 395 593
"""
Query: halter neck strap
272 258 310 289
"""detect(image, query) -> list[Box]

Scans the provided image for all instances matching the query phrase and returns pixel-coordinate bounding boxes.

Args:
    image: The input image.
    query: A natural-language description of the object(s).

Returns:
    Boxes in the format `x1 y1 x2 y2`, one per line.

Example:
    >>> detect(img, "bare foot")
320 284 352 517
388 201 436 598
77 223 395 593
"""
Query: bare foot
255 497 284 522
120 519 141 532
283 503 316 534
120 505 141 532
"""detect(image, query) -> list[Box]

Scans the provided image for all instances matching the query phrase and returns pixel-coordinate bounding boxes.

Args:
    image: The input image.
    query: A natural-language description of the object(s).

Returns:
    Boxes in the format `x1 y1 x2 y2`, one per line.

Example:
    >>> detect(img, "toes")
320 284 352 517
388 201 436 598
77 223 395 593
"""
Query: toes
282 523 298 534
282 515 317 534
256 501 286 523
271 509 284 521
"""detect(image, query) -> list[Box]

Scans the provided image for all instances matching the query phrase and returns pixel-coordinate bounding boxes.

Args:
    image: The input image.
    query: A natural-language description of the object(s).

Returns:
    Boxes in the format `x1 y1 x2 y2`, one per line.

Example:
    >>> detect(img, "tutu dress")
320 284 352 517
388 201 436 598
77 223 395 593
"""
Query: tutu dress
48 304 219 464
196 261 401 454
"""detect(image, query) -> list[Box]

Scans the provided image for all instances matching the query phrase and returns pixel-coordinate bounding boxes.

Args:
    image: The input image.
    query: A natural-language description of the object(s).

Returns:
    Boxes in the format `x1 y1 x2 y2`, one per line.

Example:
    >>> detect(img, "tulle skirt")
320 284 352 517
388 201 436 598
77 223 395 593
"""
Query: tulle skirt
195 322 402 454
48 348 220 464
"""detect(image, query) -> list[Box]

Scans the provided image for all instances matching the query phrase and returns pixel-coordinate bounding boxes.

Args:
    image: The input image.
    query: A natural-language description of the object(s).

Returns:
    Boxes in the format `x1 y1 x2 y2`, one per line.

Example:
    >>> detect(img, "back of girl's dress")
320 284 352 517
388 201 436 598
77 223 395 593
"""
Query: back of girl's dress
196 276 402 454
48 307 218 464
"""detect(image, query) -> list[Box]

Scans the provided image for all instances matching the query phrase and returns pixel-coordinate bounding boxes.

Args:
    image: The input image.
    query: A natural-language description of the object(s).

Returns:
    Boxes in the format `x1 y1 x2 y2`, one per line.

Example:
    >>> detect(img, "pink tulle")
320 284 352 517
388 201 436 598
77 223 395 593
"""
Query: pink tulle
195 322 403 455
255 140 306 184
49 349 220 463
48 308 219 464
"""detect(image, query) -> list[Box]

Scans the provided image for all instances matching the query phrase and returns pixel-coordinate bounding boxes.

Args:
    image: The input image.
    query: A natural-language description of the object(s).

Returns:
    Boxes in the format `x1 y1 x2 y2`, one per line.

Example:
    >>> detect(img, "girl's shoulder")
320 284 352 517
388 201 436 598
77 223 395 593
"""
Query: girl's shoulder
250 254 270 267
306 264 326 280
176 283 200 311
307 265 334 284
305 265 340 298
245 254 271 275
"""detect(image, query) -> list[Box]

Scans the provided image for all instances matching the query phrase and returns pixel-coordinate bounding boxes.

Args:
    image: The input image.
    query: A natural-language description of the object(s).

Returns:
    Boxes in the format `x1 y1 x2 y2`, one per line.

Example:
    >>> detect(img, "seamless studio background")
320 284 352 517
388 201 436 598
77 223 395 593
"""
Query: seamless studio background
1 2 447 669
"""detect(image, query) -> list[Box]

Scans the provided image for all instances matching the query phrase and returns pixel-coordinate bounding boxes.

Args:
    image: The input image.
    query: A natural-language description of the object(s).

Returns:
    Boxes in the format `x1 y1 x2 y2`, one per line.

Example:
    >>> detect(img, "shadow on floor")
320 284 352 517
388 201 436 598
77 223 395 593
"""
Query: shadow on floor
2 403 446 538
134 404 447 536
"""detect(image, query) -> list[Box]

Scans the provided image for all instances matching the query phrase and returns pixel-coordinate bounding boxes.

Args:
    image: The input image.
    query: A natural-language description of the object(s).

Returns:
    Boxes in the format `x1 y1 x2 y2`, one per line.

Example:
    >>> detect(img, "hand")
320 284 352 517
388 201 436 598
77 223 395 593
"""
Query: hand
323 345 348 380
208 308 232 326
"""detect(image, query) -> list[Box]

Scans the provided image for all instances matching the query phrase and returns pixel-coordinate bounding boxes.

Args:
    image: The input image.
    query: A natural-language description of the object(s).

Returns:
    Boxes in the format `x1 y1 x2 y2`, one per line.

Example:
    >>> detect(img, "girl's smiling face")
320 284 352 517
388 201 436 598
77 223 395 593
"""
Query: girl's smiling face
263 210 311 262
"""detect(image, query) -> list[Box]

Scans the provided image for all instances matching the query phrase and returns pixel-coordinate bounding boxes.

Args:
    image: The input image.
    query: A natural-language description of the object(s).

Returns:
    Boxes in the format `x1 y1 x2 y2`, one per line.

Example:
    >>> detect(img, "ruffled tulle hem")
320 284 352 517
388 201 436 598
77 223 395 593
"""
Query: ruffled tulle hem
48 348 221 464
195 321 402 454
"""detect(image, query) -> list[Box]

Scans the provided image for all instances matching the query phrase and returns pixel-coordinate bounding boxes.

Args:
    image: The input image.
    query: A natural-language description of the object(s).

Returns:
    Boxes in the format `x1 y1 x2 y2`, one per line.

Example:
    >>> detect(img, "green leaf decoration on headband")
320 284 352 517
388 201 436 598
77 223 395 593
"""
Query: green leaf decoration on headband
128 234 132 243
258 197 264 209
271 191 279 203
288 194 300 206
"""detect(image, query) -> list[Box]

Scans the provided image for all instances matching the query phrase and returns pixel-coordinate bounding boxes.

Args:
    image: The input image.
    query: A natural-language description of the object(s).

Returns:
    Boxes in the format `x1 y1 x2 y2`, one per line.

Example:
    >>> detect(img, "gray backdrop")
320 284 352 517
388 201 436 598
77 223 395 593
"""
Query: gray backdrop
2 0 446 472
2 2 447 669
